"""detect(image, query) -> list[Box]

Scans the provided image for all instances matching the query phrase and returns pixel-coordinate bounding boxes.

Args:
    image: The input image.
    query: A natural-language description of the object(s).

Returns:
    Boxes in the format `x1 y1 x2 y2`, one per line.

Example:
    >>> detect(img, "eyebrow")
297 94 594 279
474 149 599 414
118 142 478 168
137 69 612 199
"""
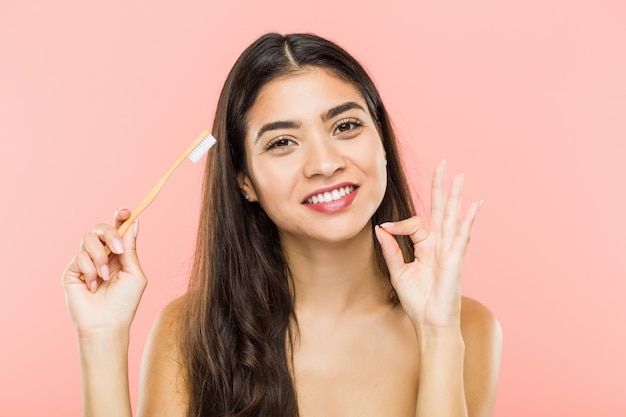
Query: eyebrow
321 101 366 122
254 120 301 143
253 101 366 144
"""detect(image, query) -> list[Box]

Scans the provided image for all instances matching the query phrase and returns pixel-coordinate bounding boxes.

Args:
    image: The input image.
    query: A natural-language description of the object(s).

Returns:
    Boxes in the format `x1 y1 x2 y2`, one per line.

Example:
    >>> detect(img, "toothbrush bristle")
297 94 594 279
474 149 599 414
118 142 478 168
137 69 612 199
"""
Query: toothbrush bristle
188 133 217 163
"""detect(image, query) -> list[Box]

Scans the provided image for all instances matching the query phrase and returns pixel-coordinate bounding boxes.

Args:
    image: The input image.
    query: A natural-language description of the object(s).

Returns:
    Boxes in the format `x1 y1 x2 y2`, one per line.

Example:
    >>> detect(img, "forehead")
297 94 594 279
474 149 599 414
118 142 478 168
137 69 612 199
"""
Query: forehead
246 68 367 125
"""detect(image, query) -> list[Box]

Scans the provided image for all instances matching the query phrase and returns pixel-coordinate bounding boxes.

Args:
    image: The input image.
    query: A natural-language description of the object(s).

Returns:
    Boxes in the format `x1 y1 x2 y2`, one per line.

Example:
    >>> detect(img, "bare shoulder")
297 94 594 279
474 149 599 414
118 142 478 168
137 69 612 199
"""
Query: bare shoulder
153 294 188 338
460 296 502 417
136 295 189 417
461 296 501 340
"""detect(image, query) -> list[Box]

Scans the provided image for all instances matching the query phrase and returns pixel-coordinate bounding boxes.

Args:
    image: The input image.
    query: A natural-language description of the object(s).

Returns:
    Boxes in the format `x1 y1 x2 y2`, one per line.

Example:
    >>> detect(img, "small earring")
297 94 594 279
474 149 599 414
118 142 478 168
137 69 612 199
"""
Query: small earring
244 194 250 201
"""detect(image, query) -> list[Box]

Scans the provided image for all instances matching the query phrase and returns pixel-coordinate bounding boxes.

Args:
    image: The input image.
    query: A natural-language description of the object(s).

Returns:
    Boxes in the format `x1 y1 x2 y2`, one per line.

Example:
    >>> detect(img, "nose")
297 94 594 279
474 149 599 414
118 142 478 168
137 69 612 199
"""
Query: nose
303 139 346 178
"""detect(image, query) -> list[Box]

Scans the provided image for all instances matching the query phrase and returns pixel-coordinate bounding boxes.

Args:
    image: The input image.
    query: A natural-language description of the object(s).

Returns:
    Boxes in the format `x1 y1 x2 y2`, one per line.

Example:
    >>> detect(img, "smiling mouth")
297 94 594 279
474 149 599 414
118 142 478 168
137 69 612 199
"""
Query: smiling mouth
305 185 357 204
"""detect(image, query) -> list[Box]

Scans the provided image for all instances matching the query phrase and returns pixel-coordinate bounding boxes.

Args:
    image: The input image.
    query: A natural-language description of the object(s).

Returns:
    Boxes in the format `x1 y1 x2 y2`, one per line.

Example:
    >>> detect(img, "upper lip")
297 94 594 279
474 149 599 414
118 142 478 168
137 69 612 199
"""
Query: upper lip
301 182 358 203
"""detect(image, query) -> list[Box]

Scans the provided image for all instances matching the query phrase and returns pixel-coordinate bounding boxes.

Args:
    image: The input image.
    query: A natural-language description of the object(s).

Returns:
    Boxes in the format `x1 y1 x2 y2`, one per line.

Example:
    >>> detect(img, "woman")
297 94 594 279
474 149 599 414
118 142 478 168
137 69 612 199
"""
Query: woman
63 33 502 417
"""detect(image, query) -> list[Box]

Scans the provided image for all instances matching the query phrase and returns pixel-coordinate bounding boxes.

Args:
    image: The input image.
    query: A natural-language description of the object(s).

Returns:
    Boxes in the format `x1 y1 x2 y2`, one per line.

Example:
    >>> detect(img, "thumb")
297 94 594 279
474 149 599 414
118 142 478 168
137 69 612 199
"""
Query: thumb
118 220 143 275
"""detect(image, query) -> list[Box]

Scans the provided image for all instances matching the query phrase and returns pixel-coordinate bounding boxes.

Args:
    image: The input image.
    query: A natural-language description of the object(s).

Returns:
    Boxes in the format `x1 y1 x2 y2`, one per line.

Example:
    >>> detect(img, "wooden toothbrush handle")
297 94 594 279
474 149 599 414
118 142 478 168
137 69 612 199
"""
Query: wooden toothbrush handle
117 129 211 235
78 129 211 281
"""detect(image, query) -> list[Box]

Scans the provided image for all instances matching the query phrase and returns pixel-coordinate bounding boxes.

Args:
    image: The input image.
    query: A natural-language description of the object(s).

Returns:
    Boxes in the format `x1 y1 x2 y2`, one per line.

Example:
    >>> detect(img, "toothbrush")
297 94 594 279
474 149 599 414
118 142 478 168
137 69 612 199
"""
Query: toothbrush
80 129 216 281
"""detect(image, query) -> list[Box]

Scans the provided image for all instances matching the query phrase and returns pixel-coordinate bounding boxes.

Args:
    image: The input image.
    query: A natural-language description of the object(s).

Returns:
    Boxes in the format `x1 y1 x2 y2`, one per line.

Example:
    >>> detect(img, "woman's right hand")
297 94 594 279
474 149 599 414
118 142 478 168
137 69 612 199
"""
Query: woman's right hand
62 208 147 337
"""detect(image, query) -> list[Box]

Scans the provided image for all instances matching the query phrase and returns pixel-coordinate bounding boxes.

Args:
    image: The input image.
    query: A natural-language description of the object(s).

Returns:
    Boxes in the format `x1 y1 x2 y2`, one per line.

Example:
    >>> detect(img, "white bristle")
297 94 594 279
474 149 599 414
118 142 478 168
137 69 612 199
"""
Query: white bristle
188 133 217 163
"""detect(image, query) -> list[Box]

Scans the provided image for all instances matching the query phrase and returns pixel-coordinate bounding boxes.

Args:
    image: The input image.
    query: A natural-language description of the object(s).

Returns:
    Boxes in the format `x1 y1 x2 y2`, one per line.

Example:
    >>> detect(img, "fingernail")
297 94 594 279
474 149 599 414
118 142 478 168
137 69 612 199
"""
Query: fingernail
379 222 392 229
111 239 124 254
89 280 98 293
116 206 129 215
133 220 139 238
99 264 110 280
479 199 485 209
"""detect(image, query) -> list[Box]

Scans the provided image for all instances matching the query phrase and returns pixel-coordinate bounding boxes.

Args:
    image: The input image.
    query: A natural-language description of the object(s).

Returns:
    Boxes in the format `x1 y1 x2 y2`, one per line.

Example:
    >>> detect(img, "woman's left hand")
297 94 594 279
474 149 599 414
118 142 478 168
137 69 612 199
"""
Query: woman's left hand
374 160 482 333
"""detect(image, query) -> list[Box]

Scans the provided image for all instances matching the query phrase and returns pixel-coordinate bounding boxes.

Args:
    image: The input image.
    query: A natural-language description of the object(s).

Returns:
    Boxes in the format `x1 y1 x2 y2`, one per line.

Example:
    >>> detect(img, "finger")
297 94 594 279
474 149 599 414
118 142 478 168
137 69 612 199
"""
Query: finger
441 173 464 247
73 251 99 292
117 221 144 277
450 200 482 258
374 225 408 277
429 160 446 236
114 207 131 229
92 223 125 255
379 216 428 245
81 233 112 281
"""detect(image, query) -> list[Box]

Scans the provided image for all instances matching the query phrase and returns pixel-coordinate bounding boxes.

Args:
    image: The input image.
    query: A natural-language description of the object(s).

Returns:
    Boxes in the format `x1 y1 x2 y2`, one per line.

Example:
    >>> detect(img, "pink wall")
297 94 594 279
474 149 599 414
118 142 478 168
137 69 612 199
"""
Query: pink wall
1 0 625 415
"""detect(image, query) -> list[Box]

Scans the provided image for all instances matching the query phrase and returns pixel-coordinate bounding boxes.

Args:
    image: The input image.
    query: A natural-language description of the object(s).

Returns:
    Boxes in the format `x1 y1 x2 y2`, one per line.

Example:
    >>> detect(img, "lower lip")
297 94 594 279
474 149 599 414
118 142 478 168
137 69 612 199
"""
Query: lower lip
303 188 359 214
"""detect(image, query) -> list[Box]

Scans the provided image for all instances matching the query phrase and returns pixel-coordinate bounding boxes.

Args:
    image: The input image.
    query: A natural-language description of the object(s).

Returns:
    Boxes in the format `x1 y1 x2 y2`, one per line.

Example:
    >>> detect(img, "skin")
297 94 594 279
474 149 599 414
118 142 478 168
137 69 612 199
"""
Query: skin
62 68 502 417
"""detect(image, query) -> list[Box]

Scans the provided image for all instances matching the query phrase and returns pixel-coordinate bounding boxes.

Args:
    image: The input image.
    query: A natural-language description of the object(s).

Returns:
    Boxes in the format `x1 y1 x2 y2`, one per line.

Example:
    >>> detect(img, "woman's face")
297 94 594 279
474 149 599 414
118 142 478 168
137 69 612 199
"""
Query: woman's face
239 67 387 244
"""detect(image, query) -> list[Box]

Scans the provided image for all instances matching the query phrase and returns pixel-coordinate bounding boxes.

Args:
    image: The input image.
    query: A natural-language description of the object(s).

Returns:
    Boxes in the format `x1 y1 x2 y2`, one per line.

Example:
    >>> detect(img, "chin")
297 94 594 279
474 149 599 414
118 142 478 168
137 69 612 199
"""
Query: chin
313 219 374 244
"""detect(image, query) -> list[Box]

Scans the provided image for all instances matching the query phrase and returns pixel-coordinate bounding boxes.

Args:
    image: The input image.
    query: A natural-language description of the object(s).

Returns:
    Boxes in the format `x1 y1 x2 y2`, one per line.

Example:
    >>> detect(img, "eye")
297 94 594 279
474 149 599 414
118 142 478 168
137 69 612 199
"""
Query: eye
333 118 364 135
265 137 298 152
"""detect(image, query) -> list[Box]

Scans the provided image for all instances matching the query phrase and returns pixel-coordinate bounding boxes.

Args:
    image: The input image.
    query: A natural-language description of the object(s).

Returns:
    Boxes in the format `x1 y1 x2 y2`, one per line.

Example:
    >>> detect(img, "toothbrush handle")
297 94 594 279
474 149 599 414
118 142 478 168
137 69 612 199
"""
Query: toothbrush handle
118 129 211 236
79 129 211 280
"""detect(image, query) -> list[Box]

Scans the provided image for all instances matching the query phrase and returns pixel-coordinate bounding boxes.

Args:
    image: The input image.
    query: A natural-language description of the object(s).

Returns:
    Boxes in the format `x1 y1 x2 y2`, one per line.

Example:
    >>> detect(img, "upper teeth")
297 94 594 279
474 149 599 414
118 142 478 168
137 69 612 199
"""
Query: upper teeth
306 186 355 204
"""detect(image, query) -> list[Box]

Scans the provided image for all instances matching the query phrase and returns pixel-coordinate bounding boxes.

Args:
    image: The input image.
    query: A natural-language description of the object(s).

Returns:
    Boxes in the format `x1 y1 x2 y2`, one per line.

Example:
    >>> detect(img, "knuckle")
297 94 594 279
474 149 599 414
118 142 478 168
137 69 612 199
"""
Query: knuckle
80 233 96 251
81 237 108 264
76 251 96 276
92 223 113 236
92 252 108 265
104 227 122 242
83 233 101 250
81 232 96 247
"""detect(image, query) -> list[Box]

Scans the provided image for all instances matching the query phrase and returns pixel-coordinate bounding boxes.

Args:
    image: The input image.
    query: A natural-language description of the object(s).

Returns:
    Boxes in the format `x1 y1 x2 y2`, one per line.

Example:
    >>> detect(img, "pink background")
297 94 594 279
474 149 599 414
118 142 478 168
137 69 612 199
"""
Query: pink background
1 0 625 415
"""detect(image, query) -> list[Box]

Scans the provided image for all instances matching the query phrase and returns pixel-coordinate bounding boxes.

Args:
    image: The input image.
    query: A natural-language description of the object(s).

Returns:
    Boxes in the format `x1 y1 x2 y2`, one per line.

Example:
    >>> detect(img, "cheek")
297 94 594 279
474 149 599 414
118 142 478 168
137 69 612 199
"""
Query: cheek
248 160 297 204
375 158 388 201
365 142 388 196
378 157 388 185
350 139 387 175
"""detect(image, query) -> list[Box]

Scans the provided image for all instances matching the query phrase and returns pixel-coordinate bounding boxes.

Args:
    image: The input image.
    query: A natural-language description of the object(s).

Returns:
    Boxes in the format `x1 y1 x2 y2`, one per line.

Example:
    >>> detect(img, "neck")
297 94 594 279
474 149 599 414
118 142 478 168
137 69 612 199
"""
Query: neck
280 223 391 317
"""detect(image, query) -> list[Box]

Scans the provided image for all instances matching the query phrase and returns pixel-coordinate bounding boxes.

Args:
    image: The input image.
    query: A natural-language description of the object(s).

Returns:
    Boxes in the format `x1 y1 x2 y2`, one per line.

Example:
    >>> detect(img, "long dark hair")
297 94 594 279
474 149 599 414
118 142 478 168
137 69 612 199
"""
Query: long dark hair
181 33 416 417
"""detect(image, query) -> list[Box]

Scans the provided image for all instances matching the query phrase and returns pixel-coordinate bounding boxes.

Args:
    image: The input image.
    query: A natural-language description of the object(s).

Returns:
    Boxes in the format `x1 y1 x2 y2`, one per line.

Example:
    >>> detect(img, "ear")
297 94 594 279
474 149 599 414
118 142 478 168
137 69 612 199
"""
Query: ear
237 172 258 202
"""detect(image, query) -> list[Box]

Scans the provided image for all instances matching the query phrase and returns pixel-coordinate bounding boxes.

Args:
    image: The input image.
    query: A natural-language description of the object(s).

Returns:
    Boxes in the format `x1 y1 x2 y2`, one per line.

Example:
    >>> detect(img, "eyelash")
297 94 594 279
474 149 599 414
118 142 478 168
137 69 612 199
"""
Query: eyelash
263 118 365 151
333 118 364 135
264 137 296 151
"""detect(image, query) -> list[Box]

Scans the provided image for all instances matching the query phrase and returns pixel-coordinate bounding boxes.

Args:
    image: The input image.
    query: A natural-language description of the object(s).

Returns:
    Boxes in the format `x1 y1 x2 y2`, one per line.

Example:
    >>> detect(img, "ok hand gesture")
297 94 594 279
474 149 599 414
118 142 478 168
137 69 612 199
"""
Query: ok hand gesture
375 161 482 333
